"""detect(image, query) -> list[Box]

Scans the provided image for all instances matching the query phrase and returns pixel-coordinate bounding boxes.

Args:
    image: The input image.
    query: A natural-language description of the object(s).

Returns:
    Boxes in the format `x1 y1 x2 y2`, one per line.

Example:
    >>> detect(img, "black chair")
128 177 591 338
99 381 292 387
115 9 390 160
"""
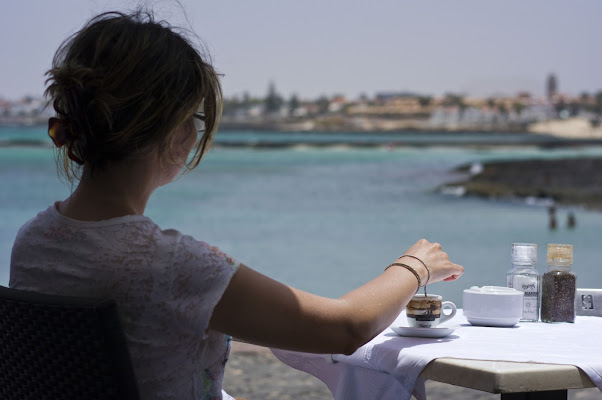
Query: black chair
0 285 140 400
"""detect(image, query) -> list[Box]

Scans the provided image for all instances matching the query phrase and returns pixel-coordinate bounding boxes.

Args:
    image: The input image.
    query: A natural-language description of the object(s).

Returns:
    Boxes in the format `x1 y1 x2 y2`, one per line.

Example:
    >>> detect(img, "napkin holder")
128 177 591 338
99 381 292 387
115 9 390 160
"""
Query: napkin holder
576 288 602 317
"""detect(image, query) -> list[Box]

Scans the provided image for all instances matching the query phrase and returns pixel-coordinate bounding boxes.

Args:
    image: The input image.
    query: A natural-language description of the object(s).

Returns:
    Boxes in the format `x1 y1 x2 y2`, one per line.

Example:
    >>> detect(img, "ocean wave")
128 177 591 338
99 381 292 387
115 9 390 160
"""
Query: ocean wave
439 185 467 197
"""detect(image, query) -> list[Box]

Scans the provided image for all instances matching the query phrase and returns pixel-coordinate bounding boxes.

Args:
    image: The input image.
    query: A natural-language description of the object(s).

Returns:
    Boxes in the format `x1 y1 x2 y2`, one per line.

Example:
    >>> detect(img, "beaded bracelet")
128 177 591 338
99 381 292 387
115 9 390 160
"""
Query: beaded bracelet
400 254 431 286
385 262 421 294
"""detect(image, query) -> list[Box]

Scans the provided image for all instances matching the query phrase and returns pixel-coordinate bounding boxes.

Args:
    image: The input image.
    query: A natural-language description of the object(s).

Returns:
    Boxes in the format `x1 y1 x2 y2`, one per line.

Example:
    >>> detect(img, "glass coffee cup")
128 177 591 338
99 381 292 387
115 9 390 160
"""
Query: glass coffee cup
406 294 457 328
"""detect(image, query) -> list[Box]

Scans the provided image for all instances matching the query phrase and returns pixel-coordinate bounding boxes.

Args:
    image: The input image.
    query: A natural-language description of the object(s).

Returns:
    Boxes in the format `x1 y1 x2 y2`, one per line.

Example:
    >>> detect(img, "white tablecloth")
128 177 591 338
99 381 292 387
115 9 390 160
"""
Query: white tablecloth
271 311 602 400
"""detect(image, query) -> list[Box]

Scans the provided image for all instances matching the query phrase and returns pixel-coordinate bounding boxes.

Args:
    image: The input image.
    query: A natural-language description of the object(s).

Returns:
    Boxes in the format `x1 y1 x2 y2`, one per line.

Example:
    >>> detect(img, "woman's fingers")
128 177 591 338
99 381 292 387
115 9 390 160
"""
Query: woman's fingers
401 239 464 284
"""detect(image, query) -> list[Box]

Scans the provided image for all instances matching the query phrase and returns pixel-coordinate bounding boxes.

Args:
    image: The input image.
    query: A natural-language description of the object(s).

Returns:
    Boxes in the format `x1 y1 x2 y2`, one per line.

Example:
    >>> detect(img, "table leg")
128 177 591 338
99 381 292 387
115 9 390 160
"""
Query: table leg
501 390 567 400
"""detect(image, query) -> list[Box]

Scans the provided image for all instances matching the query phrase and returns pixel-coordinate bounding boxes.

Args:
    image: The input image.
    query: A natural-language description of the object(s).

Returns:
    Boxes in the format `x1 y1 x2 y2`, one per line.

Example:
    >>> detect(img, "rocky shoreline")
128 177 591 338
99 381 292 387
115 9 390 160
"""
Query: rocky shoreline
444 157 602 211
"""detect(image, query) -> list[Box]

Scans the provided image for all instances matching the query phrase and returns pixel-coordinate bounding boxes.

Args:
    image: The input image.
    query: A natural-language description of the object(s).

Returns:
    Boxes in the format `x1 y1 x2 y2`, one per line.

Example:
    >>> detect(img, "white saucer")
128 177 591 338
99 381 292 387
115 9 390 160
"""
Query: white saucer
465 316 520 327
390 325 456 338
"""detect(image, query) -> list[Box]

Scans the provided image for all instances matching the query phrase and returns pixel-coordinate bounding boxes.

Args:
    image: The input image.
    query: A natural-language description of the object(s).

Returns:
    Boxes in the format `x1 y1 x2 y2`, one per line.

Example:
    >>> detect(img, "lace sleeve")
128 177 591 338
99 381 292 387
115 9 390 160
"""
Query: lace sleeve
167 234 240 338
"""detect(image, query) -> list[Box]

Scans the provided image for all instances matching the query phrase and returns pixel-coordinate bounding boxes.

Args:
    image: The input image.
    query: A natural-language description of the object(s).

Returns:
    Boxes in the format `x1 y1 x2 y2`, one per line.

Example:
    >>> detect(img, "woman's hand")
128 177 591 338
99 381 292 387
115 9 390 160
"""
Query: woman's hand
396 239 464 285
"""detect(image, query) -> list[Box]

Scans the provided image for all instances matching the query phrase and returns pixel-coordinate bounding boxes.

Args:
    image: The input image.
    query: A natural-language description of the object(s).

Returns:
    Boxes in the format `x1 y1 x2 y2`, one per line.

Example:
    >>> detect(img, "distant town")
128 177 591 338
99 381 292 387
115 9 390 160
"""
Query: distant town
2 74 601 137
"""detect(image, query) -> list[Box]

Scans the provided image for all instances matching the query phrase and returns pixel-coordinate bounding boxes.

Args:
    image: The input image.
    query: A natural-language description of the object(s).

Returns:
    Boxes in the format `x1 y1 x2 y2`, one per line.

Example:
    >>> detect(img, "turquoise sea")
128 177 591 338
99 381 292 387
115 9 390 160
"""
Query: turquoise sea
2 126 602 307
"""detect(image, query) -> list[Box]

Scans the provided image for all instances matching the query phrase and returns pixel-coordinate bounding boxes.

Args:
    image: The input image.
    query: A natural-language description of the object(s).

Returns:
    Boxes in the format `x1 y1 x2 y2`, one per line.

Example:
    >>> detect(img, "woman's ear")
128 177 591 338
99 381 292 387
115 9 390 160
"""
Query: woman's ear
169 118 196 162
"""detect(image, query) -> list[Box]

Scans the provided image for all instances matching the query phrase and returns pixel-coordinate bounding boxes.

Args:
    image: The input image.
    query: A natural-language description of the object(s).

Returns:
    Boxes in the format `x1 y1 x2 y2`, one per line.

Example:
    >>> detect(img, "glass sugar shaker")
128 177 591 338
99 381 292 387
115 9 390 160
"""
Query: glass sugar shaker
507 243 539 322
541 244 576 323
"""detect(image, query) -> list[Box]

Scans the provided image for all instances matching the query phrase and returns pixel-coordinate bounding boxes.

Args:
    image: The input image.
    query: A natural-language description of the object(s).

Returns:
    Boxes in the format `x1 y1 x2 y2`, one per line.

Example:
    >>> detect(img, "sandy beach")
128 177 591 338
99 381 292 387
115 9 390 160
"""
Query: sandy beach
224 342 601 399
529 117 602 140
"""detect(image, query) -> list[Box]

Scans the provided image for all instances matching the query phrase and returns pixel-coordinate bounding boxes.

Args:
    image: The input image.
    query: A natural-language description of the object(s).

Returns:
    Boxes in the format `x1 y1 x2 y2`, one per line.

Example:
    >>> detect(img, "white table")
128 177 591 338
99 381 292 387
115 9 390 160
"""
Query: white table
272 312 602 400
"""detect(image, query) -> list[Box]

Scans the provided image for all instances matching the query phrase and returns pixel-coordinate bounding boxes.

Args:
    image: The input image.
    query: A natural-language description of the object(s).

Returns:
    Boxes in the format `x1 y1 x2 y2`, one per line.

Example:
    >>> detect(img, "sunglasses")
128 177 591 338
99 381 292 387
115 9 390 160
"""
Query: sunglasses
193 112 205 134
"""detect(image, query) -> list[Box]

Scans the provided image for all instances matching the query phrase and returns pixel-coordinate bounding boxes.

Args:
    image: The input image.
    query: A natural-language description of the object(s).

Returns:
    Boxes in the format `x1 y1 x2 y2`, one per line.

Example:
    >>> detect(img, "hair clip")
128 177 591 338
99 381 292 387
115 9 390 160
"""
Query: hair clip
48 117 67 147
48 117 84 165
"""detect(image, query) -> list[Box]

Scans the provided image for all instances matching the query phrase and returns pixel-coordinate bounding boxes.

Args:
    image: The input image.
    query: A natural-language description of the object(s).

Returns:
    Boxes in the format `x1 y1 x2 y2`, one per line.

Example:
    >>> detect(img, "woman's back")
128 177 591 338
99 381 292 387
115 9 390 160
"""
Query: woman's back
10 204 239 399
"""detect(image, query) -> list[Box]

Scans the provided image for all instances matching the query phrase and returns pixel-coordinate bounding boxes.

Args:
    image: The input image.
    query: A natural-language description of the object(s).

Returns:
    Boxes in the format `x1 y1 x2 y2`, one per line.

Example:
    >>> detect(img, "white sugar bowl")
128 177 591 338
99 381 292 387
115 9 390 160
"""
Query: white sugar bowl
463 286 524 327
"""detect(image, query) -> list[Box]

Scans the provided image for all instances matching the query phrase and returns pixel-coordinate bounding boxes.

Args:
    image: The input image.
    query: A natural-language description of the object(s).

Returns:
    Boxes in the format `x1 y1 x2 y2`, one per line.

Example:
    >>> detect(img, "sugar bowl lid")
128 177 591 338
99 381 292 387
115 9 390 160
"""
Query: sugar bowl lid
464 286 523 295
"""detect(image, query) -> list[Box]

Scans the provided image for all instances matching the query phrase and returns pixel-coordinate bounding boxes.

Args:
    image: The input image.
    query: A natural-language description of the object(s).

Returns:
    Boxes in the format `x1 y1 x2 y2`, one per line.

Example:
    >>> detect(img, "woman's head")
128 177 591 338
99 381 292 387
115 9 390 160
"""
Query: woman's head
45 9 222 181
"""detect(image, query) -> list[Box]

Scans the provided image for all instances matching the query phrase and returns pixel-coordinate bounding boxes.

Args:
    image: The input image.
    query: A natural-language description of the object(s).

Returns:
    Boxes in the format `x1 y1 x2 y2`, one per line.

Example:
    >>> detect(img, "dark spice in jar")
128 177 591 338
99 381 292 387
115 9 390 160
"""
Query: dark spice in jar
540 270 576 322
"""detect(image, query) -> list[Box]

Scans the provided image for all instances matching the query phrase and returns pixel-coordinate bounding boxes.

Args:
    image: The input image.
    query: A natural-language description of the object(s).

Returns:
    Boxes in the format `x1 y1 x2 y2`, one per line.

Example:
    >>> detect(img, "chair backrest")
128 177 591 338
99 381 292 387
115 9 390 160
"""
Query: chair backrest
0 286 140 400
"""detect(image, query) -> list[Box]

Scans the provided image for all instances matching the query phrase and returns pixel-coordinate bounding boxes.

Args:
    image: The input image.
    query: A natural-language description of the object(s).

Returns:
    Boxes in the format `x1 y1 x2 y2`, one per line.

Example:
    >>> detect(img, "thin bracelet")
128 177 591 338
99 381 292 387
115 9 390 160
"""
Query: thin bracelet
385 262 421 294
400 254 431 286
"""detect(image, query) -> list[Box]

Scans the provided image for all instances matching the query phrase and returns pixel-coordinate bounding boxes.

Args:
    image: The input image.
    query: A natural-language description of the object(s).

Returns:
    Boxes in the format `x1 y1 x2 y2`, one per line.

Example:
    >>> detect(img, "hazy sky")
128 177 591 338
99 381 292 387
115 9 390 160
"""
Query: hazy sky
1 0 601 101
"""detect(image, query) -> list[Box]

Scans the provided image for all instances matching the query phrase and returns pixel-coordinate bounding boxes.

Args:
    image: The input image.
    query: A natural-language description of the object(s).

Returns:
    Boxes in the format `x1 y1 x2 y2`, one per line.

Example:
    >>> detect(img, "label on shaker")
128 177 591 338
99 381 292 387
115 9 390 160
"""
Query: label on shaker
510 275 539 320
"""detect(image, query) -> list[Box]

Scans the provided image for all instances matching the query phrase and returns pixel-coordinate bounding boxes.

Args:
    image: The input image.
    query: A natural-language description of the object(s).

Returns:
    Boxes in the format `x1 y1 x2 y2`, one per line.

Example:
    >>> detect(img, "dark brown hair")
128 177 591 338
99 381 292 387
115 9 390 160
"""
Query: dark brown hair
45 9 222 181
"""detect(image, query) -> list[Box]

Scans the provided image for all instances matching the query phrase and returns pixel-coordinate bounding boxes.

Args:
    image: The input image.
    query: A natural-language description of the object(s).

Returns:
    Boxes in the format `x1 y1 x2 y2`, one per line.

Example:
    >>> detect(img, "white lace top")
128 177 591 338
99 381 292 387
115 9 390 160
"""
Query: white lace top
10 204 240 400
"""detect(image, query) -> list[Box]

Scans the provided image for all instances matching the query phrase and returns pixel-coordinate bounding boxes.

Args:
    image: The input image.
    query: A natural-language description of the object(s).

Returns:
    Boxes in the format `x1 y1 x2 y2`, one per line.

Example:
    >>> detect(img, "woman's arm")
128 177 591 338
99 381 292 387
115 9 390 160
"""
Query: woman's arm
209 239 463 355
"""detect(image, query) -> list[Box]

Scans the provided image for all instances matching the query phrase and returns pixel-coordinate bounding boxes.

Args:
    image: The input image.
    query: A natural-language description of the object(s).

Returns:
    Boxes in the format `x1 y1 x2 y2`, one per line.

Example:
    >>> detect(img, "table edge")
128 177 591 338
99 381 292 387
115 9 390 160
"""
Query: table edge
419 357 596 394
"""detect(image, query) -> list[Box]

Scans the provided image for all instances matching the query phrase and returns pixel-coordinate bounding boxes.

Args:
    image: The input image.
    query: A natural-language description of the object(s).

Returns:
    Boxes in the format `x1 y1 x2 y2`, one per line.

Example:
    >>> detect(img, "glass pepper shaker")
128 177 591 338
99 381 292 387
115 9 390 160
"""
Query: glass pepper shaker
541 244 576 323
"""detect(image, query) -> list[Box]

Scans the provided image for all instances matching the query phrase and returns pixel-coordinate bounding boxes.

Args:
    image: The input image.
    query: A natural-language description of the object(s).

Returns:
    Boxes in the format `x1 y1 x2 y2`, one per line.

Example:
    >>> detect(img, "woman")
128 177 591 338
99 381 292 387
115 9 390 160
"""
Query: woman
10 10 464 400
